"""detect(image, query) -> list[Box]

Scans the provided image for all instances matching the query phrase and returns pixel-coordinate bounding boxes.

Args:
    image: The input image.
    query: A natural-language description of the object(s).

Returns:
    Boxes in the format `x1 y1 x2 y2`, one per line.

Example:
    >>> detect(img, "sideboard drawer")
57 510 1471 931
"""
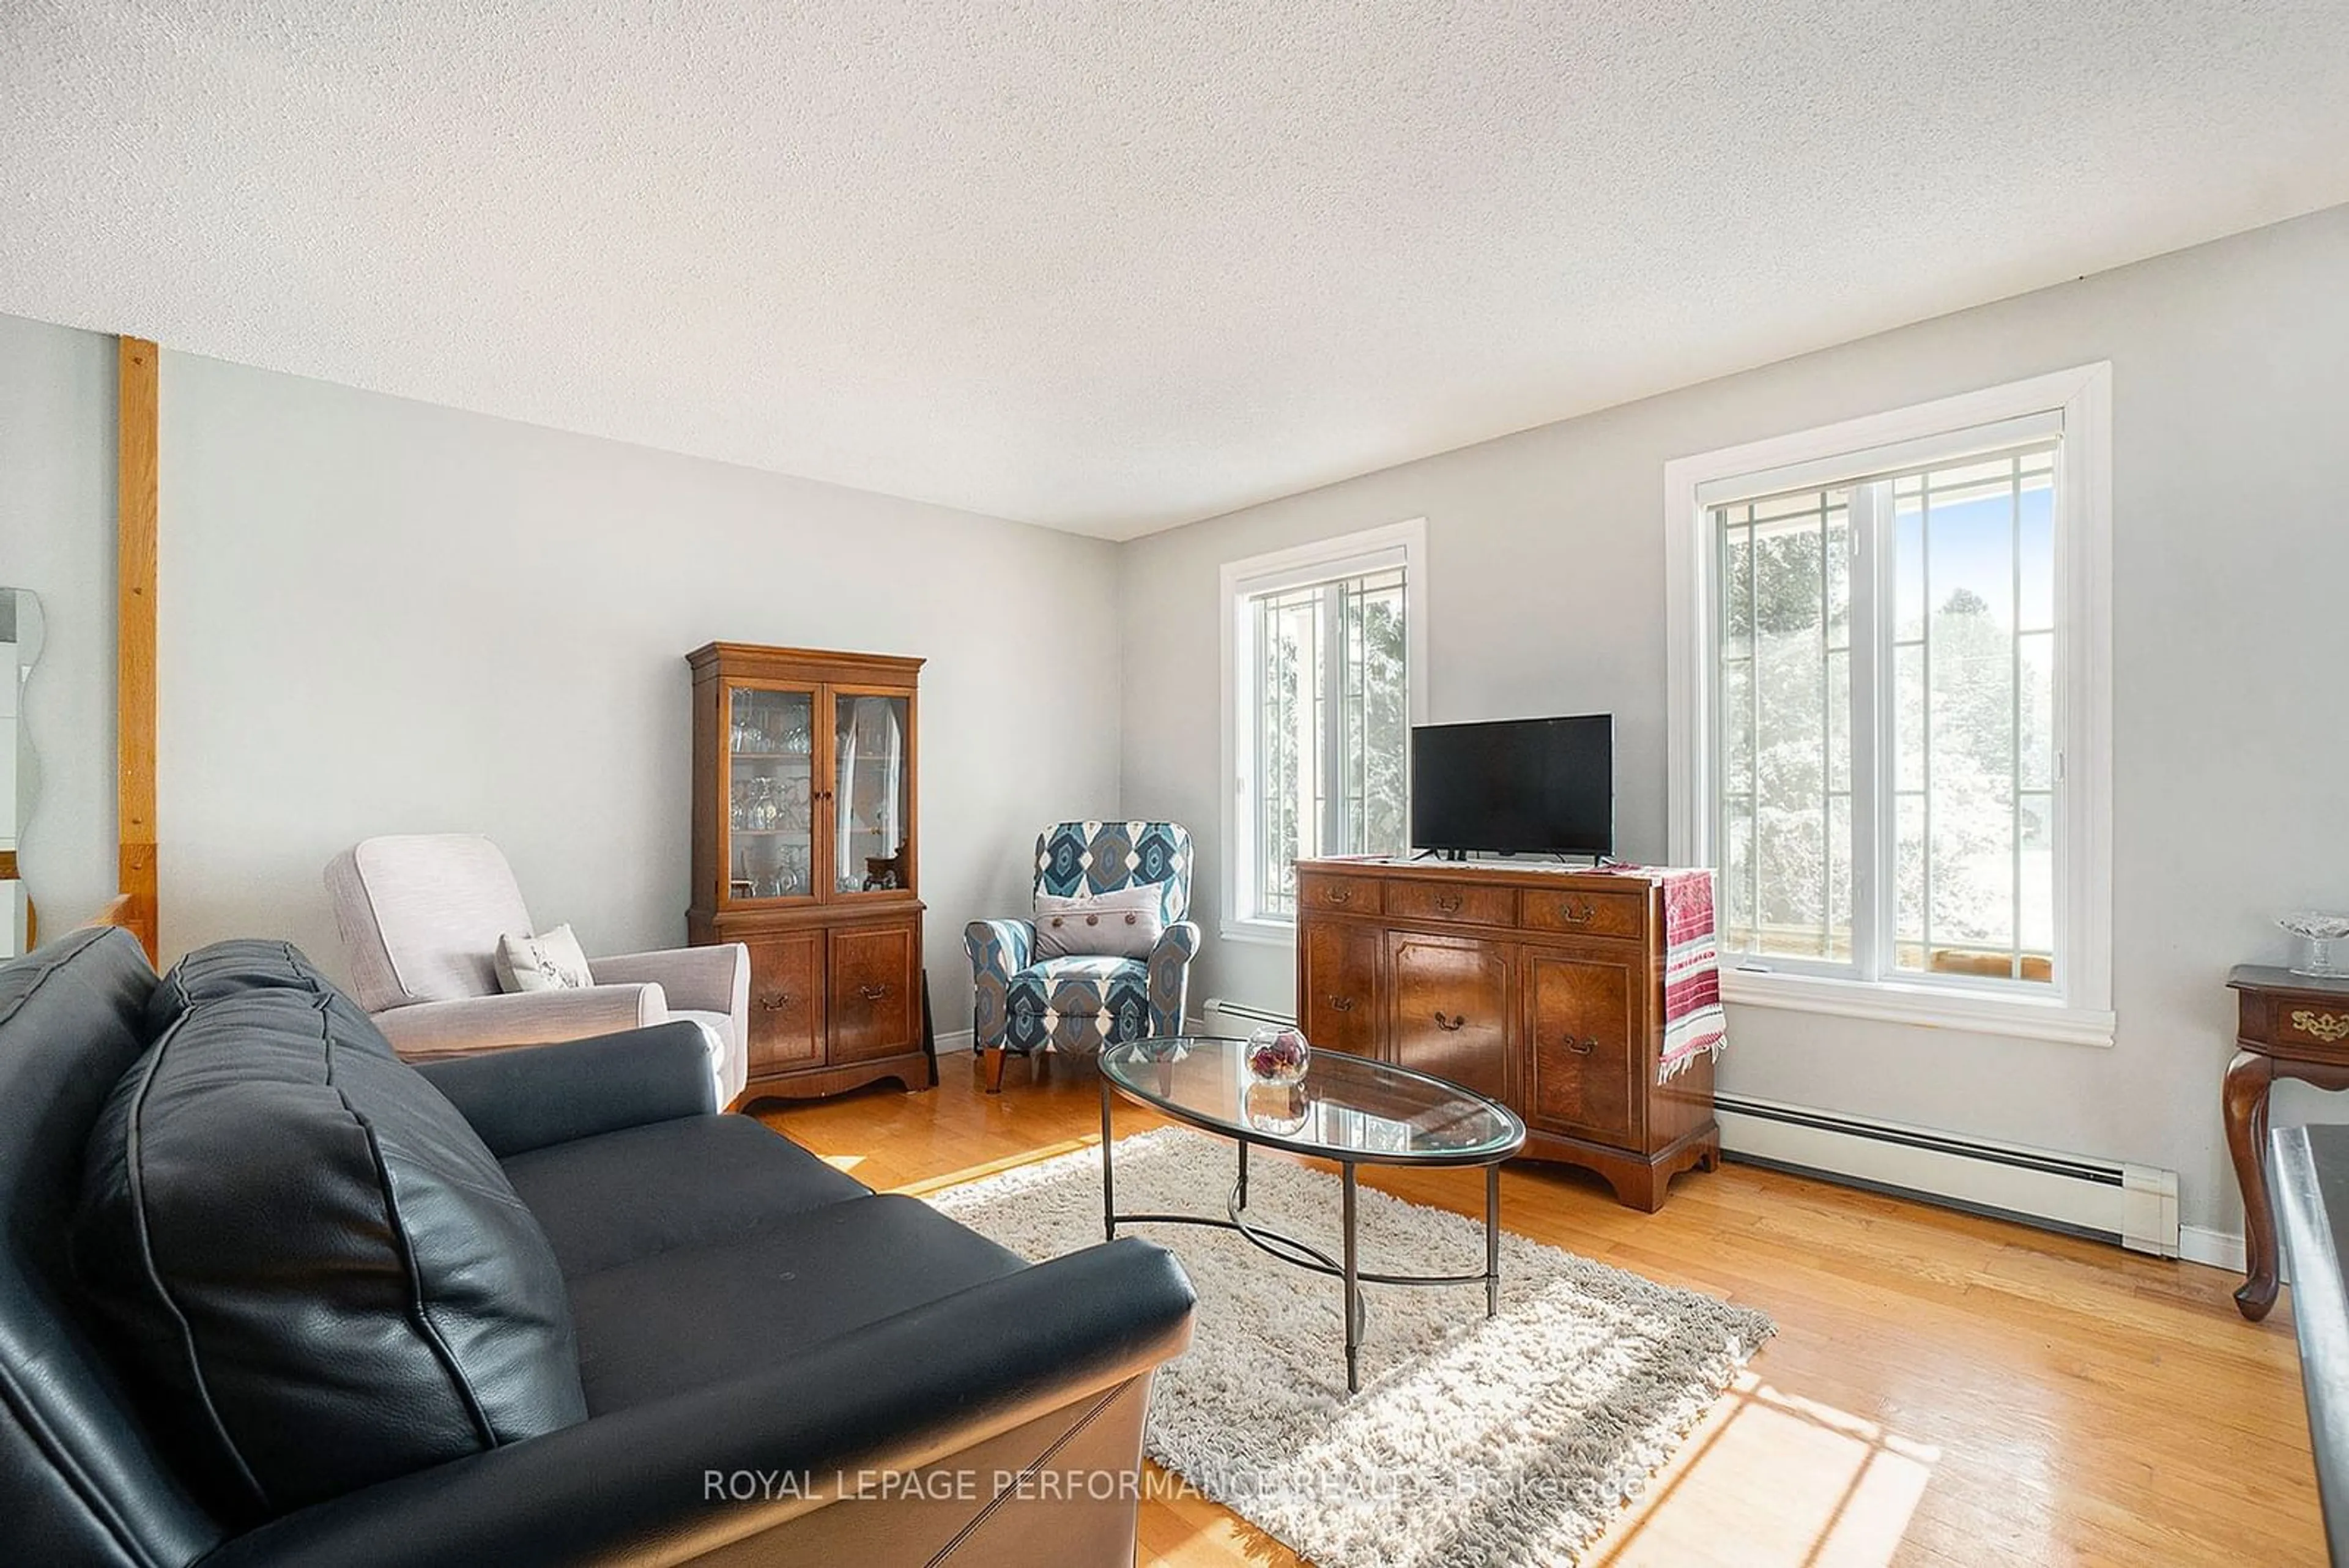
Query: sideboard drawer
1522 886 1647 942
1385 879 1515 927
2281 1002 2349 1050
1298 873 1382 916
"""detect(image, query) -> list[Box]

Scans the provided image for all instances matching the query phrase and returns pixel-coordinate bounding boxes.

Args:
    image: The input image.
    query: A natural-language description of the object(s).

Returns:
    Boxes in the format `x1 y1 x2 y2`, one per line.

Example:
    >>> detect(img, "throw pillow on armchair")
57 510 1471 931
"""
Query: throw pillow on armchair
1033 885 1166 959
494 923 595 992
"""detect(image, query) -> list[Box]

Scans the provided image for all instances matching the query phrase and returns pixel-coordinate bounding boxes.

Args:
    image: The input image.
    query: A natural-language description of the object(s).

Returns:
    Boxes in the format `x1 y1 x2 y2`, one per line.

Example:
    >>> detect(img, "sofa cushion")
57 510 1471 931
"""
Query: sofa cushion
1006 955 1151 1052
141 936 392 1047
72 941 588 1522
327 833 534 1008
564 1194 1028 1414
0 929 226 1568
502 1113 872 1277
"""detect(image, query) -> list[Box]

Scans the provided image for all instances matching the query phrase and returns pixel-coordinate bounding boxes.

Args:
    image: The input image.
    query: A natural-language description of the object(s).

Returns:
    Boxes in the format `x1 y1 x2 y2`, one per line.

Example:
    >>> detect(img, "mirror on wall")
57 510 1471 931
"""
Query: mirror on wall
1 590 43 958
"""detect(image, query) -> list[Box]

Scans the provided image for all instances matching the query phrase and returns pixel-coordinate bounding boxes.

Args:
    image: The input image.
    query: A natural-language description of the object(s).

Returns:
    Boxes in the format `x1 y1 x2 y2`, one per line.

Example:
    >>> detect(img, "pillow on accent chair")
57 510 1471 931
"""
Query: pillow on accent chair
495 922 595 992
72 940 588 1523
1034 885 1166 960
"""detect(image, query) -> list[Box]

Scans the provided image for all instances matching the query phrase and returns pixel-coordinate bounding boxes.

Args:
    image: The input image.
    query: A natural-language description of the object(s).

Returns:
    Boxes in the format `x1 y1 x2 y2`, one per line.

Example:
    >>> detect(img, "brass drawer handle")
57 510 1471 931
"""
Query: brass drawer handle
1435 893 1464 914
1561 901 1594 924
1433 1011 1467 1033
758 991 793 1011
857 983 891 1002
2292 1009 2349 1043
1327 995 1356 1014
1325 888 1353 905
1568 1036 1597 1055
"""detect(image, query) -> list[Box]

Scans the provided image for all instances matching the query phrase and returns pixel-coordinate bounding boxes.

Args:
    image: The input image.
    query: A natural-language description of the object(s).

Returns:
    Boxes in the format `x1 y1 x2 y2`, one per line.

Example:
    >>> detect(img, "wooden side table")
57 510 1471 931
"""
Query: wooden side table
2225 964 2349 1320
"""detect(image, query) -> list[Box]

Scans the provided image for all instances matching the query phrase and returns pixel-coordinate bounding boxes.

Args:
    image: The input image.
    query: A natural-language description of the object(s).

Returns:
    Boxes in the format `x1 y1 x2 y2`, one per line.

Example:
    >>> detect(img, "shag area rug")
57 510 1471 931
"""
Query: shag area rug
926 1128 1775 1568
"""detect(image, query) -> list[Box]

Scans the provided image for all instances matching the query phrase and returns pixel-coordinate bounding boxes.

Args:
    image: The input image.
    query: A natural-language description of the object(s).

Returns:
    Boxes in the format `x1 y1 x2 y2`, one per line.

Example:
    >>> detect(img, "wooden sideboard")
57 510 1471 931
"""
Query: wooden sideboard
1294 857 1718 1211
688 643 929 1104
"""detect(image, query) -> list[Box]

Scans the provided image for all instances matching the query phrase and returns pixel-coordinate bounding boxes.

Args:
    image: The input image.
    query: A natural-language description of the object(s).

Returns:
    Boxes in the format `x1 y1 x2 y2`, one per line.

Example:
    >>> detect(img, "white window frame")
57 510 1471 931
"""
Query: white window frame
1664 366 2113 1047
1220 519 1428 946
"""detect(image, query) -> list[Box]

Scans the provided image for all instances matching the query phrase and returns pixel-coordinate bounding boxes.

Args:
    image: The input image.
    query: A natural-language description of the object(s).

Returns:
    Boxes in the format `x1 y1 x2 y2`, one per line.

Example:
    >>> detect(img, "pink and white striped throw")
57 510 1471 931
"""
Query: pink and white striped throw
1588 864 1728 1083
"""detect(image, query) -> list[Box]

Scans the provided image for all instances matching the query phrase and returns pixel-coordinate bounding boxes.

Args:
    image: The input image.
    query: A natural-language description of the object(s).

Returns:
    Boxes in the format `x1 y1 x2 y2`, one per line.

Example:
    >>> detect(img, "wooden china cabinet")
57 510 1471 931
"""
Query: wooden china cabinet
687 643 928 1104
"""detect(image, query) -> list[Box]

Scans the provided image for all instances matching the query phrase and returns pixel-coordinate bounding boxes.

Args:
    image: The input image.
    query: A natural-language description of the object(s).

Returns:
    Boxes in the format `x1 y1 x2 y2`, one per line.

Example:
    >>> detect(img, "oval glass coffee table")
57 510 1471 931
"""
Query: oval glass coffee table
1098 1035 1527 1393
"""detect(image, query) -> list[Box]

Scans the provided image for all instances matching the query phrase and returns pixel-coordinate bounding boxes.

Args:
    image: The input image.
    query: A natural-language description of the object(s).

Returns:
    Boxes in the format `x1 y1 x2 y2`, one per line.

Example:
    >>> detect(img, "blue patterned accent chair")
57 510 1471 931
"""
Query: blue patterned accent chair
965 822 1198 1093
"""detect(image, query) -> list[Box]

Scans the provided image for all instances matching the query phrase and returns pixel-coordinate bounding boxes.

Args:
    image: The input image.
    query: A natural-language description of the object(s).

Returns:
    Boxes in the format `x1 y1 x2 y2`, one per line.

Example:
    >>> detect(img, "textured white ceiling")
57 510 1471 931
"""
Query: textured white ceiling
6 3 2347 538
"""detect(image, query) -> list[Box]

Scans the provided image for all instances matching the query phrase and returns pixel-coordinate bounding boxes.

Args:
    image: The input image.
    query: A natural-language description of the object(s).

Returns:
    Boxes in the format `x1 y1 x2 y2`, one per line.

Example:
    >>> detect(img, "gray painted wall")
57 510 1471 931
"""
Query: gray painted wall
155 353 1123 1033
0 313 117 931
1117 204 2349 1243
8 204 2345 1242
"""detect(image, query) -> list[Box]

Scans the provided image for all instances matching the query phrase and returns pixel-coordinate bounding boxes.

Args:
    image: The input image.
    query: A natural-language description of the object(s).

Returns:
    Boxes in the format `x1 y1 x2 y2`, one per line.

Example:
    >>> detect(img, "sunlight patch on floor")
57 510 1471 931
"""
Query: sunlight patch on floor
1595 1371 1939 1568
894 1135 1101 1197
821 1153 866 1172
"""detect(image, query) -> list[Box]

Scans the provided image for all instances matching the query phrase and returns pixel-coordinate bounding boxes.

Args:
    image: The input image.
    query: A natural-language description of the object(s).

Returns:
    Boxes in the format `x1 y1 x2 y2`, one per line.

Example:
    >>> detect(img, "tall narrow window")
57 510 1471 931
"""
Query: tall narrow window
1715 484 1854 964
1887 447 2059 985
1668 368 2111 1043
1223 522 1424 937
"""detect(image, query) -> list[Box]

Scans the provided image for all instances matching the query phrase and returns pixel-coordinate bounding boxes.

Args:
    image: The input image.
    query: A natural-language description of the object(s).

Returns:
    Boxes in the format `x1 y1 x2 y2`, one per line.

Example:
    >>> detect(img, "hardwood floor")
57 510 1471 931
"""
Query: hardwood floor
755 1053 2323 1567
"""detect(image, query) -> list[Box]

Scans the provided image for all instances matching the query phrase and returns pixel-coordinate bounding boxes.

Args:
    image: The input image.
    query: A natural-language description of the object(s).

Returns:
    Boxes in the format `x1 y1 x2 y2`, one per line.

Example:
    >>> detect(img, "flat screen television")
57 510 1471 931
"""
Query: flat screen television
1410 715 1614 858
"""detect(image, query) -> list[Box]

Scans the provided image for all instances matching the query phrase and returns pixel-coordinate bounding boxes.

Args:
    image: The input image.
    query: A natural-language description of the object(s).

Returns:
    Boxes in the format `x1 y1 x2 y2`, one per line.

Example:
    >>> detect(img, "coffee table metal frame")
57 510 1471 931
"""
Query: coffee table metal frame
1097 1042 1527 1394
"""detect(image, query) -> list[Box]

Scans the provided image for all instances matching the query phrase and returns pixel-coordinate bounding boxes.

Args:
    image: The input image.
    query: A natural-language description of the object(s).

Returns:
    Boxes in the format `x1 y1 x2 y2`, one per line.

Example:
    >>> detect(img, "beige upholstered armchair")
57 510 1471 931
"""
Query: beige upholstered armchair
325 834 749 1104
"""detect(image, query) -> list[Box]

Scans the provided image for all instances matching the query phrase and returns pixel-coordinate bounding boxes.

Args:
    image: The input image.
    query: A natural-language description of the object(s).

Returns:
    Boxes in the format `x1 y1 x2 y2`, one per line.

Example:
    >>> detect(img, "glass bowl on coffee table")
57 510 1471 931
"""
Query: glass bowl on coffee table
1096 1035 1526 1394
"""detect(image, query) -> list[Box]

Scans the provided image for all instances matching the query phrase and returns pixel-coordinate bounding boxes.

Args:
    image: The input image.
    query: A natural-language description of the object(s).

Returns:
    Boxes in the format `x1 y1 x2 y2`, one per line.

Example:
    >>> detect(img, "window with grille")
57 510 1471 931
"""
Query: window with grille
1222 523 1423 934
1668 368 2112 1041
1716 443 2057 983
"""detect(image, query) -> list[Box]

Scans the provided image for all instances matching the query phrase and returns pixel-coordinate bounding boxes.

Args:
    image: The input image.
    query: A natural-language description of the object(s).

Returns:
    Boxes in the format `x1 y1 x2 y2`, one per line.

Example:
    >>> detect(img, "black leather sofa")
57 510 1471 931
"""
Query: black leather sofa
1 927 1195 1567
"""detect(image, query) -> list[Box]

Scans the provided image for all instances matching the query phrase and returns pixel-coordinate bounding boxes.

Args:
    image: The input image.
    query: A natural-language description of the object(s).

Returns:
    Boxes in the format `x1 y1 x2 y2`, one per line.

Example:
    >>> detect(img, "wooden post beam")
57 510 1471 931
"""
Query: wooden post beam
117 337 159 961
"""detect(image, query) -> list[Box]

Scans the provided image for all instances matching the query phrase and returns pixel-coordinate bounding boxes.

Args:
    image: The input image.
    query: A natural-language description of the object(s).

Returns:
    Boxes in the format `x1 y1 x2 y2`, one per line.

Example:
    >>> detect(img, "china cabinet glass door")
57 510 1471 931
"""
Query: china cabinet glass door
831 691 912 896
727 684 818 902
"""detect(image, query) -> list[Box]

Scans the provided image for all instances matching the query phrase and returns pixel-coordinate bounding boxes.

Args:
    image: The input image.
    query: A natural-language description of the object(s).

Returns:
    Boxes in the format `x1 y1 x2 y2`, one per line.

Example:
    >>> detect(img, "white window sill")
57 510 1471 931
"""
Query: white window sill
1720 967 2115 1048
1219 919 1298 948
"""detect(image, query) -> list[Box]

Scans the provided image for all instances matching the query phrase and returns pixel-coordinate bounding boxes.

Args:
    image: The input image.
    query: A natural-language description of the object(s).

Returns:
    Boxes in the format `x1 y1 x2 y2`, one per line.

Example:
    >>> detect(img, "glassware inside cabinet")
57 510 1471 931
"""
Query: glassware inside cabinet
833 693 911 893
729 686 815 899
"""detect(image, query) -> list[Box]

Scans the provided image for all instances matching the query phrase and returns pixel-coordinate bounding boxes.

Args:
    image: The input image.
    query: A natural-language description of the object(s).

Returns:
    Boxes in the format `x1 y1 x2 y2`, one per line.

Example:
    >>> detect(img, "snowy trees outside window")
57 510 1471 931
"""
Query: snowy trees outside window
1248 568 1409 920
1716 447 2058 986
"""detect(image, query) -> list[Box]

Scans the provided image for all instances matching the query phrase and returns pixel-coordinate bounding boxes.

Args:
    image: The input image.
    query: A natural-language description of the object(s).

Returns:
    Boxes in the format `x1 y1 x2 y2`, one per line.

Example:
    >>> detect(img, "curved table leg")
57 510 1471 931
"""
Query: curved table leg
2225 1050 2279 1321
